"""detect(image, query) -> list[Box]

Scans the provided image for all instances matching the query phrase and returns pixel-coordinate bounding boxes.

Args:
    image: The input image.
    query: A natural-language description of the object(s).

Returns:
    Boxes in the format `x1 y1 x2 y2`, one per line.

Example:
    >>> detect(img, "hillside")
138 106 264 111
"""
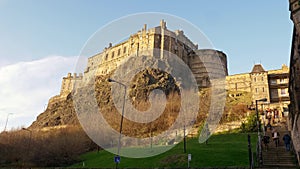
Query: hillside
29 68 195 131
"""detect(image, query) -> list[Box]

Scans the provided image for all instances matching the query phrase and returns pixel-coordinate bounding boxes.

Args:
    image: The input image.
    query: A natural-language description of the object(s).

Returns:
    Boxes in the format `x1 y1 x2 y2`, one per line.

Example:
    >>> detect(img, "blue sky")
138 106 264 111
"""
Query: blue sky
0 0 294 128
0 0 293 73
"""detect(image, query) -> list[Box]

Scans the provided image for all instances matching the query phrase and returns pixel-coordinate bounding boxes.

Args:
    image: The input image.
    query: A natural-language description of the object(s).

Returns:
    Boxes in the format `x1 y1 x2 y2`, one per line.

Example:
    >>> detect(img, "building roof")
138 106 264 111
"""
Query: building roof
251 64 266 73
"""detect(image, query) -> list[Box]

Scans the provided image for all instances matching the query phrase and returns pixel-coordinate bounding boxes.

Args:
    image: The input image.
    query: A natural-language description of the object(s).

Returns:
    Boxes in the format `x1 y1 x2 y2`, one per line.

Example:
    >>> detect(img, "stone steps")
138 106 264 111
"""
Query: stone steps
259 125 298 168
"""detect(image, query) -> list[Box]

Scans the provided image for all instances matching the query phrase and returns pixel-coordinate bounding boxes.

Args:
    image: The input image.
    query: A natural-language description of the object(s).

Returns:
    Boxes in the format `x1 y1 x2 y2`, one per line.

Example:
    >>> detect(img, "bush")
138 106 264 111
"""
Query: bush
0 126 97 167
240 111 258 133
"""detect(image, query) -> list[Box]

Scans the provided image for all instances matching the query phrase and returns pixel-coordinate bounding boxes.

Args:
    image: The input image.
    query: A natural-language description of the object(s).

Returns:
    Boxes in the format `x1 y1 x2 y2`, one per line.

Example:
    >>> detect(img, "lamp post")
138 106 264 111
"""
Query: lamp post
108 78 126 169
255 98 267 165
3 113 13 132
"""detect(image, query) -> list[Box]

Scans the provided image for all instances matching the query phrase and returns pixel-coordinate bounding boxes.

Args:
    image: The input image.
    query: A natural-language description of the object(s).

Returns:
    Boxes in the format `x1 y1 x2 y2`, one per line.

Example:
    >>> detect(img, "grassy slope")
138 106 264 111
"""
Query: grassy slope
71 132 258 168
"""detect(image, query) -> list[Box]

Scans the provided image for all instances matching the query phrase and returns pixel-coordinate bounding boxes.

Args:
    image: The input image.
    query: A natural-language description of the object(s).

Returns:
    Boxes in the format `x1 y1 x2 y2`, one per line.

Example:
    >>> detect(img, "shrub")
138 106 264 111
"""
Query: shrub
0 126 97 167
240 111 258 133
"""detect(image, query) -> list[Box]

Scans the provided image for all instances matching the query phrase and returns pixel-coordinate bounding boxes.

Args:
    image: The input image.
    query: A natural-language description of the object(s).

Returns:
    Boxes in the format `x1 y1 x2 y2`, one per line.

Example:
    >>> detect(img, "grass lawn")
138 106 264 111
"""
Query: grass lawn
70 132 258 168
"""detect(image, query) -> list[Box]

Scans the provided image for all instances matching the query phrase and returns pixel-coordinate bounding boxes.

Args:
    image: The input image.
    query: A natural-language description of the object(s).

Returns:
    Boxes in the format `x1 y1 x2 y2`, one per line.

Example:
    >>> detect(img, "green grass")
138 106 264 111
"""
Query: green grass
70 132 258 168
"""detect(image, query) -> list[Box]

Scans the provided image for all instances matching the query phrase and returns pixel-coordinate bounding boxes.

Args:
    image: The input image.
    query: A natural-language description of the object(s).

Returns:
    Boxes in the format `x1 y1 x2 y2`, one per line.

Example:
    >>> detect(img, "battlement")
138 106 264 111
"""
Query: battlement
64 72 83 79
60 72 83 95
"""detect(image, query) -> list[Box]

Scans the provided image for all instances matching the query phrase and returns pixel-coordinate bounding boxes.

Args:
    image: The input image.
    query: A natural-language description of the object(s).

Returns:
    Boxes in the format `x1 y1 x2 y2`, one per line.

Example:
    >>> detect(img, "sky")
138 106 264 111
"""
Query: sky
0 0 294 129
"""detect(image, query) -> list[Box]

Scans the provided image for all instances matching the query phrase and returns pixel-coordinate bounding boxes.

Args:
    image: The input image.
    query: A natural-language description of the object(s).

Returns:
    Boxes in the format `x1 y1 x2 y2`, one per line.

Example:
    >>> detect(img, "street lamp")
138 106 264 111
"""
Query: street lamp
255 98 267 165
3 113 13 132
108 78 126 168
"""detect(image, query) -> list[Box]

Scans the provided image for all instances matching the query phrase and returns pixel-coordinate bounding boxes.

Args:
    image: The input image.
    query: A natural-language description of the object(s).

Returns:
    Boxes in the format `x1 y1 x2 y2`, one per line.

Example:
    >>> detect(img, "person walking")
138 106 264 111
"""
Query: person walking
262 135 270 151
272 129 280 147
283 134 292 151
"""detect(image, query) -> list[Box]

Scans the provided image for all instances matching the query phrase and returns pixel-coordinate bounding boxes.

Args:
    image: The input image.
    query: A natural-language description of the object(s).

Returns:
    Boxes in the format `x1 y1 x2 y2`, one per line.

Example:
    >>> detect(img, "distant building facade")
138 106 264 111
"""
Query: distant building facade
226 64 290 111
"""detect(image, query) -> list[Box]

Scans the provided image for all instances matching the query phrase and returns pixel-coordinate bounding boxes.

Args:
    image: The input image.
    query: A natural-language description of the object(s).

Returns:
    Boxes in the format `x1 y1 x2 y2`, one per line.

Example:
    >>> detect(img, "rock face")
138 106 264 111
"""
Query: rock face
29 93 78 129
29 68 182 130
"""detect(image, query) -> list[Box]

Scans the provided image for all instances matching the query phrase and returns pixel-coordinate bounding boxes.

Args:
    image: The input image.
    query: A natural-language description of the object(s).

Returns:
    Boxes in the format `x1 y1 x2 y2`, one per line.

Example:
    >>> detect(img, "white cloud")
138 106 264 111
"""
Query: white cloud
0 56 78 130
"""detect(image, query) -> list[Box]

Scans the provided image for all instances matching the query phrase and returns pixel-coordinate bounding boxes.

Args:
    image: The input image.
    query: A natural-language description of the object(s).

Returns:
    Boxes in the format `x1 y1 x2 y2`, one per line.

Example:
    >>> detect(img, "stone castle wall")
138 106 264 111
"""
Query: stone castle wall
58 20 228 96
192 50 228 87
60 73 83 95
85 20 198 77
226 73 252 94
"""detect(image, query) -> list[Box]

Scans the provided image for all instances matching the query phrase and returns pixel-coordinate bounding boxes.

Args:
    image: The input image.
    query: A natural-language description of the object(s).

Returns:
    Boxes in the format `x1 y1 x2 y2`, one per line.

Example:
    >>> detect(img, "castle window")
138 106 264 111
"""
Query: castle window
262 87 265 92
281 88 287 96
254 77 256 82
255 88 258 93
270 79 276 84
111 51 115 58
105 54 108 60
118 49 121 56
123 47 127 54
261 77 264 81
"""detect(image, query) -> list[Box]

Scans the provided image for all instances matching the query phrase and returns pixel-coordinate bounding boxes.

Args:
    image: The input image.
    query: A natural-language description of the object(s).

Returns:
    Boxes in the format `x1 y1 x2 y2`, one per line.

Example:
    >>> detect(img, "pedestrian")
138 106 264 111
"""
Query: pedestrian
283 134 292 151
266 122 272 131
272 129 280 147
267 111 272 124
262 135 270 151
274 109 279 123
271 110 275 124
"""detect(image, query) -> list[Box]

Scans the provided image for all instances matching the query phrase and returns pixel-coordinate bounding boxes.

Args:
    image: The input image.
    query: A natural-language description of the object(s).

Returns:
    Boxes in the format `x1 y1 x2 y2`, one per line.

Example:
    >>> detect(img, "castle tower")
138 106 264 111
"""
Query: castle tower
250 64 270 103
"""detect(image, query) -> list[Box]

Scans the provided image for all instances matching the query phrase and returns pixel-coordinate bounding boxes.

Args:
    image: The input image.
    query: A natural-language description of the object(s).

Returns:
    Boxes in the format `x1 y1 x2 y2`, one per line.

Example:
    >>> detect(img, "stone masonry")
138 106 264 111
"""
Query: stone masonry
59 20 228 96
226 64 290 111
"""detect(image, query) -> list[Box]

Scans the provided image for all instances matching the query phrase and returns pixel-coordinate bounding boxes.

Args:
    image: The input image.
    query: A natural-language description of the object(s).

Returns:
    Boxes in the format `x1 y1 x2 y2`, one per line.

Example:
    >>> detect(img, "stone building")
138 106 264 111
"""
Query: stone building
268 65 290 106
289 0 300 163
226 64 289 110
60 73 83 95
191 49 228 87
249 64 270 103
59 20 228 95
85 20 199 76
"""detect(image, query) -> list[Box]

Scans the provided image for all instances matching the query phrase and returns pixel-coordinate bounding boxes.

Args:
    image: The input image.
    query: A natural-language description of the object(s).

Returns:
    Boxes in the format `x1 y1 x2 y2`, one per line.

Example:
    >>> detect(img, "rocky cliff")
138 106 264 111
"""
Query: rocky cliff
29 67 183 131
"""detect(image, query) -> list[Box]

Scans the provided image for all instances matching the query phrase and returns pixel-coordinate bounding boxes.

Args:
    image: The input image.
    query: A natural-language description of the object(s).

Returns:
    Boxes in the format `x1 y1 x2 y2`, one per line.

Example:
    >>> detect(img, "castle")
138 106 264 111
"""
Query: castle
58 20 228 98
55 20 289 113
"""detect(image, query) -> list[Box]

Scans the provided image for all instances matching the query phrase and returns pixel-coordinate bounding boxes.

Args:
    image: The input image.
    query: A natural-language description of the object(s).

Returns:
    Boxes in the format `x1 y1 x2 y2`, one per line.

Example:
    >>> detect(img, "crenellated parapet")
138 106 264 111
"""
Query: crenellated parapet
60 72 83 95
